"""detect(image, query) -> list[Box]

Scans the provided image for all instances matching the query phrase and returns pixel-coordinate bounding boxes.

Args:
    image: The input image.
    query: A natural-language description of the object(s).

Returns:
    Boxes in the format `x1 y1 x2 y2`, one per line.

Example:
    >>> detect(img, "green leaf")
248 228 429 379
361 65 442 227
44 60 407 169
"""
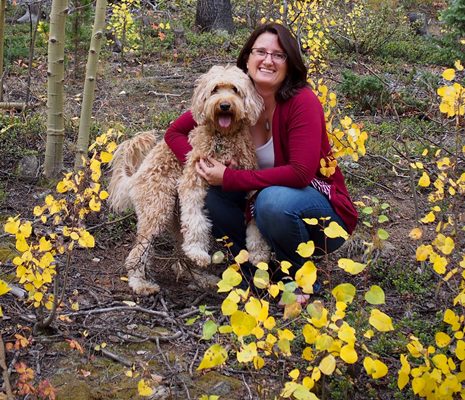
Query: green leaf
202 320 218 340
185 316 199 326
362 207 373 215
377 228 389 240
253 269 270 289
378 215 389 223
365 285 385 305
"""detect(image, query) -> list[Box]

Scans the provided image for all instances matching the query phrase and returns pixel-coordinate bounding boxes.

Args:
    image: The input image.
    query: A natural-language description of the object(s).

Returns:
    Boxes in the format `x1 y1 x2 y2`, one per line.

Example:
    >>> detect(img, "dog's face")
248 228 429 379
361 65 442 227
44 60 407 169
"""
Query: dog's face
191 66 264 133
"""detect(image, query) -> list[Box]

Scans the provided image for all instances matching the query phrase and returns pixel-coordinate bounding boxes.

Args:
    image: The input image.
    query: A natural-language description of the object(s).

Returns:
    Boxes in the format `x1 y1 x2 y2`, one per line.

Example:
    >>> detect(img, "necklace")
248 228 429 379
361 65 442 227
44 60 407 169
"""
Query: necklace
265 118 271 131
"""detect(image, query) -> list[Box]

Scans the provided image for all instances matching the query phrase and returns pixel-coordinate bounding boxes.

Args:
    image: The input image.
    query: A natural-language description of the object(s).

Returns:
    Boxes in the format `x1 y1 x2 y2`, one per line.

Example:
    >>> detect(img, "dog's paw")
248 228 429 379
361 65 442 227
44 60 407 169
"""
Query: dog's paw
129 276 160 296
183 244 211 268
249 249 271 265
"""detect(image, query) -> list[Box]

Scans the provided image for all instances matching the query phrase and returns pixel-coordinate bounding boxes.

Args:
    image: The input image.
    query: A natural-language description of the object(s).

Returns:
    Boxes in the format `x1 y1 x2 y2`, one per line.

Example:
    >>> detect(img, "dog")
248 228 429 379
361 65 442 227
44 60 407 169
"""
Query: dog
108 65 271 295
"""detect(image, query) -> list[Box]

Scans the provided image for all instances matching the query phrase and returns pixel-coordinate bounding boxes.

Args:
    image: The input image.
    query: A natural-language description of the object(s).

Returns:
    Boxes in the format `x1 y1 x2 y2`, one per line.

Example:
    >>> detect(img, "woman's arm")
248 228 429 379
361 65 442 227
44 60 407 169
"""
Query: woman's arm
164 111 197 164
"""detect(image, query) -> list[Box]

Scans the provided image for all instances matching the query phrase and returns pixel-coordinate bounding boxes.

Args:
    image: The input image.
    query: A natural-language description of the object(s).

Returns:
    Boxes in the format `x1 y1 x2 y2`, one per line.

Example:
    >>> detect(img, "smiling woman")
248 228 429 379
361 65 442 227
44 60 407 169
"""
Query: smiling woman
164 23 358 295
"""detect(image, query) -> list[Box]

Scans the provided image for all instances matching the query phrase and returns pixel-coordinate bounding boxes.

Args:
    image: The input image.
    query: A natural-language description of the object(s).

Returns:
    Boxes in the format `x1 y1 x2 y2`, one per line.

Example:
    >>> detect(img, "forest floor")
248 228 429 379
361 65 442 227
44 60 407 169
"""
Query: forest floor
0 15 461 400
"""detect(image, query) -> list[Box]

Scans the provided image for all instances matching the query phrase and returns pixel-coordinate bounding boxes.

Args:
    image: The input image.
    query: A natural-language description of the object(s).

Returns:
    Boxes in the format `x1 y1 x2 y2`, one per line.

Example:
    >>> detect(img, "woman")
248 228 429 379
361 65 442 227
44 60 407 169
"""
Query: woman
165 23 358 287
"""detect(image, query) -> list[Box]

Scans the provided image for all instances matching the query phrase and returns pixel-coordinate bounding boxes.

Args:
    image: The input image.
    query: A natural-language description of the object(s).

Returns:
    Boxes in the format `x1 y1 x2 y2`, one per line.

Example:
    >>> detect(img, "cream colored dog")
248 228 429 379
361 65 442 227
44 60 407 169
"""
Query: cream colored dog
108 65 270 295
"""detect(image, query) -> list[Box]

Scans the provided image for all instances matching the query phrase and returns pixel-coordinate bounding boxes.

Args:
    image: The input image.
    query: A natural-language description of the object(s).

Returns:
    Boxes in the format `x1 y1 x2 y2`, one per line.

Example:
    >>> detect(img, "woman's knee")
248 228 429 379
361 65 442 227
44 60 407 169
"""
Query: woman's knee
255 187 295 232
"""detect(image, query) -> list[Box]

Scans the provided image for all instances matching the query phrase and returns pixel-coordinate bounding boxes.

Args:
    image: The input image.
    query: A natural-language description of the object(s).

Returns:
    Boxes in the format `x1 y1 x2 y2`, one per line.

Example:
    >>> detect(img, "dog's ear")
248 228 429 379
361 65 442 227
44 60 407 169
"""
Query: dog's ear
243 80 264 125
191 71 212 124
191 66 226 124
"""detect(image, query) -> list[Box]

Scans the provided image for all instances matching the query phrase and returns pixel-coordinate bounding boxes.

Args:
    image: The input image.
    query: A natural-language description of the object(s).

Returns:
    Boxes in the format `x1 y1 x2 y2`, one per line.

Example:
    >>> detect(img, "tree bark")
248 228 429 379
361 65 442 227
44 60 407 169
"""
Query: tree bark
195 0 234 33
0 0 6 102
44 0 68 179
74 0 108 169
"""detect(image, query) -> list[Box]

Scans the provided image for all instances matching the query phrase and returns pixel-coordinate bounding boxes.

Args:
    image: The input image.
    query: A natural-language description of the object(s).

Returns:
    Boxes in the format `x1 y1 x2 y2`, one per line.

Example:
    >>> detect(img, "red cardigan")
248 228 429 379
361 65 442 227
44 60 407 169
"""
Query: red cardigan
165 87 358 234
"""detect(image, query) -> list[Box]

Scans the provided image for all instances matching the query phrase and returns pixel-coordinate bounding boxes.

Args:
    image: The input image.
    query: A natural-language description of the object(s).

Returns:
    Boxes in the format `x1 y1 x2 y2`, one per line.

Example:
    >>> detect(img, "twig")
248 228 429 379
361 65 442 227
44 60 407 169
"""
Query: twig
189 347 199 377
87 212 135 232
146 90 183 97
0 102 26 110
63 305 170 319
0 334 14 400
241 374 253 400
99 347 132 367
345 169 395 194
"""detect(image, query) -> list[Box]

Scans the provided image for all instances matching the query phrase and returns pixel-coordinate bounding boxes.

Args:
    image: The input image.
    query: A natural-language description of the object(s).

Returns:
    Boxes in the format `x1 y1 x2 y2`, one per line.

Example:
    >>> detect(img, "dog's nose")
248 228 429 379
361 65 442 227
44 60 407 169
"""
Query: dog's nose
220 103 230 111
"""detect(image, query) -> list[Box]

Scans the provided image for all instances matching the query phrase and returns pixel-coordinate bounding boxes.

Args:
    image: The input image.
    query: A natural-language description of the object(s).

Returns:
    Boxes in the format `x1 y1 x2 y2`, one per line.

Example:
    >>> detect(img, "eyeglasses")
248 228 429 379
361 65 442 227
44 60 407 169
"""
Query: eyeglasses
250 48 287 63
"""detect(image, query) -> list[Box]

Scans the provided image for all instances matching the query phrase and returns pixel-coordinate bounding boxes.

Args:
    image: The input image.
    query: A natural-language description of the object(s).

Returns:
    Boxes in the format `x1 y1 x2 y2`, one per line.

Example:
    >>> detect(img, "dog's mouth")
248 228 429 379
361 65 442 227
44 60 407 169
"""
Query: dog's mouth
218 112 233 129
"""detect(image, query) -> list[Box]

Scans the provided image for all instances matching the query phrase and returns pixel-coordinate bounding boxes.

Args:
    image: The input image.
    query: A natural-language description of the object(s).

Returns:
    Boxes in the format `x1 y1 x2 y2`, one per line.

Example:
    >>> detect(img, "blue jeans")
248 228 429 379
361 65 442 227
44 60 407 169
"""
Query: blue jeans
205 185 346 278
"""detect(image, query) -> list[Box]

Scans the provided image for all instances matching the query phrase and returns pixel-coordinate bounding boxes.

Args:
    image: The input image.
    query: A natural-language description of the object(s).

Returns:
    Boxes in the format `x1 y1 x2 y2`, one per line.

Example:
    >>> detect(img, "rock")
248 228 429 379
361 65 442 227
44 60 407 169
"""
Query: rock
407 12 428 36
16 155 39 182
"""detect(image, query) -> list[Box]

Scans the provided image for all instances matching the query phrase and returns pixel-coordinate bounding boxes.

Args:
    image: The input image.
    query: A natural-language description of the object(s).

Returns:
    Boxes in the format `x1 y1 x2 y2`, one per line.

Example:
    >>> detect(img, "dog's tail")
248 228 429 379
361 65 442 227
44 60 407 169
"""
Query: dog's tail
108 131 158 213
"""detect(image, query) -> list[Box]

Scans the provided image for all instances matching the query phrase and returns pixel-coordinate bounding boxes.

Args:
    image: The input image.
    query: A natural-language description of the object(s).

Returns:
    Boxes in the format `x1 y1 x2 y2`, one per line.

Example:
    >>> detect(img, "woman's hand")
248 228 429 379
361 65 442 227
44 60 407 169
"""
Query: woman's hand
195 157 227 186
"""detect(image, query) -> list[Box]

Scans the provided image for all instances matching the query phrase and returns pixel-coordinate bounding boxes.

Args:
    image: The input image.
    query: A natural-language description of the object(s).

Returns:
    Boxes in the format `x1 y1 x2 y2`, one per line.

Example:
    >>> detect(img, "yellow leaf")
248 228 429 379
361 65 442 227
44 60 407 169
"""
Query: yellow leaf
369 309 394 332
442 68 455 81
99 190 109 200
4 217 20 234
296 240 315 258
231 310 256 337
264 316 276 330
364 357 388 379
340 344 358 364
338 258 366 275
234 249 249 264
217 267 242 292
280 261 292 274
398 354 410 390
364 285 385 305
416 244 432 261
100 151 113 163
78 231 95 248
289 368 300 380
303 218 319 225
323 221 349 239
16 235 29 252
221 298 237 316
418 172 430 187
197 344 228 370
0 280 11 295
455 340 465 360
137 379 153 397
237 342 257 363
409 228 422 240
420 212 435 223
435 332 451 348
319 354 336 375
89 197 101 212
295 261 317 293
39 237 52 252
34 291 43 302
455 60 464 71
331 283 356 304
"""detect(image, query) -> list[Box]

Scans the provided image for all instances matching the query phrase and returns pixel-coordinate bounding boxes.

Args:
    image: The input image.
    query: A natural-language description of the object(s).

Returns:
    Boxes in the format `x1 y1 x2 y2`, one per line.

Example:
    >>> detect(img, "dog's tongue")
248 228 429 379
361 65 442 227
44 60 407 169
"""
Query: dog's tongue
219 114 232 128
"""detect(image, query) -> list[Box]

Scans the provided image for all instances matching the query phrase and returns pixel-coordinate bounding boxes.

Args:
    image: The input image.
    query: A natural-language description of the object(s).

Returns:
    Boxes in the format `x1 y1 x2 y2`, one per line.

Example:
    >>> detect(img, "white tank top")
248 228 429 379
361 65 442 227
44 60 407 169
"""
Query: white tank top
256 137 275 169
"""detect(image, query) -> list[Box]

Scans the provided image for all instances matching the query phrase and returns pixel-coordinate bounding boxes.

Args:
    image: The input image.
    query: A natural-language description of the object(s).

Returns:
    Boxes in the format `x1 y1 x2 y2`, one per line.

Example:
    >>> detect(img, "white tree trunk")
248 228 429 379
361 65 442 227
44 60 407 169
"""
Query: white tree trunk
74 0 108 169
0 0 6 102
44 0 68 178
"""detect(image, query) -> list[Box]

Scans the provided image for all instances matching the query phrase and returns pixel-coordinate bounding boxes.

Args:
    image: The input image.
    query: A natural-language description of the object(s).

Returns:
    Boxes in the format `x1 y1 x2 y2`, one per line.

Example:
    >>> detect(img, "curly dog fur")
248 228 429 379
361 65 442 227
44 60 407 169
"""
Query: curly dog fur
108 65 270 295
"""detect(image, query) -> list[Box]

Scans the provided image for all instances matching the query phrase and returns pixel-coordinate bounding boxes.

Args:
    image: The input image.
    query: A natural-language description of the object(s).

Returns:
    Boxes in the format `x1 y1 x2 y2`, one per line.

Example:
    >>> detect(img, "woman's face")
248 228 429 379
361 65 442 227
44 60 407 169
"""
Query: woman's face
246 32 288 93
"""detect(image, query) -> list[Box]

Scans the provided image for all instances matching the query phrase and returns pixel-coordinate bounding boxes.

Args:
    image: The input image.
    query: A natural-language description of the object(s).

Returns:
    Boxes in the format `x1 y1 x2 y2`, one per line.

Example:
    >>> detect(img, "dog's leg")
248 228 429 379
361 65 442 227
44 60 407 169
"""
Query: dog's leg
246 219 271 265
178 169 212 267
125 235 161 296
125 149 181 295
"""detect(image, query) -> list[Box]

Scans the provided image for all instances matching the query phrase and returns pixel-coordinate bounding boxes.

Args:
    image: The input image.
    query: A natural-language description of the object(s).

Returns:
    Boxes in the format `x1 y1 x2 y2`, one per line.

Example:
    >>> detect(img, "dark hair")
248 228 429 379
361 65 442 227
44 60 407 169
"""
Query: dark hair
237 23 308 102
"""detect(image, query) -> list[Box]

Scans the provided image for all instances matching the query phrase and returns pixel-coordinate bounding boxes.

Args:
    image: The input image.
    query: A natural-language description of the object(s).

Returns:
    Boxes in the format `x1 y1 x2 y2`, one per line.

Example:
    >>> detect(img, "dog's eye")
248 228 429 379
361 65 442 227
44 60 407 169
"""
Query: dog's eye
232 86 238 94
212 86 218 94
